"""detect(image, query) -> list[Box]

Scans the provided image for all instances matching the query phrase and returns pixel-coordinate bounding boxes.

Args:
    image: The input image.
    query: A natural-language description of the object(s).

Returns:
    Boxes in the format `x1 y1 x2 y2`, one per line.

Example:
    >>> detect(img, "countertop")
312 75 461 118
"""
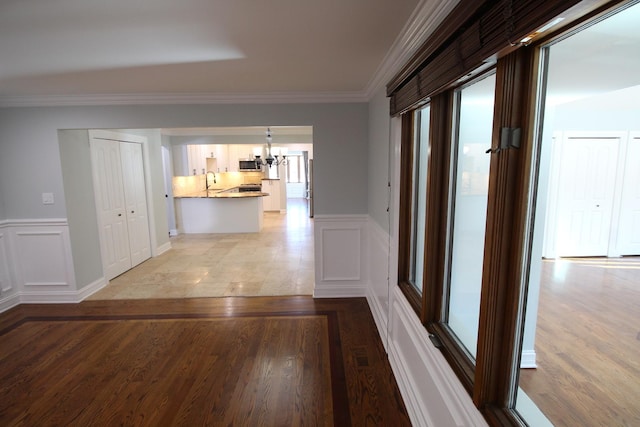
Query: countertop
176 188 269 199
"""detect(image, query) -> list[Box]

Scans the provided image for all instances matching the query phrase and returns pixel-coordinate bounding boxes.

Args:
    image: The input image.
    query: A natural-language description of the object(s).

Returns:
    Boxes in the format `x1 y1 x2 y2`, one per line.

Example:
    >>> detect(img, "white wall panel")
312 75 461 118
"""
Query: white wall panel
313 215 367 297
366 218 391 351
11 221 75 291
0 225 14 294
388 286 488 427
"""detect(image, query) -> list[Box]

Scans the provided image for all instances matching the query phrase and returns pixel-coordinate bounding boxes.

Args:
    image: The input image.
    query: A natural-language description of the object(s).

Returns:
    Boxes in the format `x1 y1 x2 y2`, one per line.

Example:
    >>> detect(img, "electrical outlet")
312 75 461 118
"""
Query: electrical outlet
42 192 54 205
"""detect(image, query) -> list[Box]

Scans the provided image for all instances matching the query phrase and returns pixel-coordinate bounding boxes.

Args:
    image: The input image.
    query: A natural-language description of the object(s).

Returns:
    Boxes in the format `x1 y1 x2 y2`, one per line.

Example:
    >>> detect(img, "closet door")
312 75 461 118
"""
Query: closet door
120 142 152 267
90 139 132 279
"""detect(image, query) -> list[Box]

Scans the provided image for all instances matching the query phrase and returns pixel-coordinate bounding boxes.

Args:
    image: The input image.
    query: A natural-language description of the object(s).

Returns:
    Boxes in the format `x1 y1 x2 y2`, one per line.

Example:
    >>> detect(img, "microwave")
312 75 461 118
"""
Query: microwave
238 159 262 171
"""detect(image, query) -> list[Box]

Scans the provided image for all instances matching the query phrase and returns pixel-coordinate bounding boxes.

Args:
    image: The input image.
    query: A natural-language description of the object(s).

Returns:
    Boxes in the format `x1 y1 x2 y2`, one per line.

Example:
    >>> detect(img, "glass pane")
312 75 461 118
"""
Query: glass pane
446 73 496 358
516 3 640 426
288 155 299 183
408 106 431 293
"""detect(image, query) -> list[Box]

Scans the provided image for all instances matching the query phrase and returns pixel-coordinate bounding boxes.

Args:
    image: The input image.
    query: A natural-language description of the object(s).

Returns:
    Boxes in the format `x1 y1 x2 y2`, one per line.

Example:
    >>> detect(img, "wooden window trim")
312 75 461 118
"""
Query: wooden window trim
387 0 594 115
392 1 632 425
473 47 537 413
397 112 422 314
421 92 452 325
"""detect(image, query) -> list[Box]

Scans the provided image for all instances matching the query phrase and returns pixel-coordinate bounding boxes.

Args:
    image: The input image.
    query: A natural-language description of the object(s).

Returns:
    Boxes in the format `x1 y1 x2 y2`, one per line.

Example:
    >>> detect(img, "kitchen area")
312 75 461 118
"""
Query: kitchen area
166 126 313 235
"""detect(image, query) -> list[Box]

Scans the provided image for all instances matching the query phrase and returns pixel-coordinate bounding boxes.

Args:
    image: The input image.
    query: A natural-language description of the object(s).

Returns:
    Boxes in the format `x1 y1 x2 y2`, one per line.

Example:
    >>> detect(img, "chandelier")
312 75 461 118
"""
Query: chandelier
255 127 287 168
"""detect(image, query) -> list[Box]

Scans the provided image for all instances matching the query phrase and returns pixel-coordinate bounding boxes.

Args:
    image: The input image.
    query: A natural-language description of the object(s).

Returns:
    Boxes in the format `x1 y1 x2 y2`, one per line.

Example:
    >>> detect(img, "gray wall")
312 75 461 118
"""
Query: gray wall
0 103 367 220
367 88 392 232
0 102 368 289
58 129 103 288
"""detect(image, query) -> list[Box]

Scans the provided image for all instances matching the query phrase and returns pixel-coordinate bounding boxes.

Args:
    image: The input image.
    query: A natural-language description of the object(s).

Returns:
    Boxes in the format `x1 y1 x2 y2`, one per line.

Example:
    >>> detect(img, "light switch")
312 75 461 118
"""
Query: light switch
42 192 54 205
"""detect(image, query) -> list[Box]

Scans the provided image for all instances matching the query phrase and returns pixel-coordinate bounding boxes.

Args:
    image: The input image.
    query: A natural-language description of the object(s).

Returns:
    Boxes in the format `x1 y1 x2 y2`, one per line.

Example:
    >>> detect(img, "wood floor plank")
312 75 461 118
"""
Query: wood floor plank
519 257 640 427
0 296 409 426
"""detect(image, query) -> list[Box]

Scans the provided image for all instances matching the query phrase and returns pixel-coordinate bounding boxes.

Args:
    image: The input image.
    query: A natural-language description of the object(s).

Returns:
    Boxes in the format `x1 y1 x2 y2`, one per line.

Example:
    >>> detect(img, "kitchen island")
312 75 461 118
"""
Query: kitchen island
175 189 269 233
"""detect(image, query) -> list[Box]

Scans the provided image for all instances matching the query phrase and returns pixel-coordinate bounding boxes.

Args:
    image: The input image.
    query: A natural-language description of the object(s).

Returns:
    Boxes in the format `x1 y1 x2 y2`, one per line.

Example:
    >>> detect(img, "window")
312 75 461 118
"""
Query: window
408 106 431 295
286 155 303 183
389 0 633 424
398 105 431 305
445 73 495 359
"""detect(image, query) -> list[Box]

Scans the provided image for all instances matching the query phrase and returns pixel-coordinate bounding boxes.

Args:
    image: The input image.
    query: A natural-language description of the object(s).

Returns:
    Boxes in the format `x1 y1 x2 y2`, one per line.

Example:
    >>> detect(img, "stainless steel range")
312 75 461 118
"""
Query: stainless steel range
238 184 262 192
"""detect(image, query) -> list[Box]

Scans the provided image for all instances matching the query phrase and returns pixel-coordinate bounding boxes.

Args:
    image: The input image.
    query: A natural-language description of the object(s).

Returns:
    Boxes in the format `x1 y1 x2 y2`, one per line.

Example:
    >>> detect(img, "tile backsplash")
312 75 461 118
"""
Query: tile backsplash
172 172 263 197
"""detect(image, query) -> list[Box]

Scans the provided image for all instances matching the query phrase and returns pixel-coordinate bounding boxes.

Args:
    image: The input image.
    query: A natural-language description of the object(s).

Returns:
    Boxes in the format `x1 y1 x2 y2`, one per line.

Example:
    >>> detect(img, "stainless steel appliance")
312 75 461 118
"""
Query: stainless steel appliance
238 183 262 192
238 159 262 171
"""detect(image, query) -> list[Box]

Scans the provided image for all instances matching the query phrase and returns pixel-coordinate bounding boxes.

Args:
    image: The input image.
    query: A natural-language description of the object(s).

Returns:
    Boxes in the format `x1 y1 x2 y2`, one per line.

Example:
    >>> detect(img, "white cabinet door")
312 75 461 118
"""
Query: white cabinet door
214 145 229 172
187 145 207 175
263 180 281 211
90 139 132 280
617 134 640 255
120 142 152 268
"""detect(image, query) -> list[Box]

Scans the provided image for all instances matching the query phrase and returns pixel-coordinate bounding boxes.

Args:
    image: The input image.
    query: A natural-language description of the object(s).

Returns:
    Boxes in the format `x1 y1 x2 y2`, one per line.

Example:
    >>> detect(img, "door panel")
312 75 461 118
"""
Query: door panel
120 142 151 267
90 139 131 279
556 137 619 257
617 134 640 255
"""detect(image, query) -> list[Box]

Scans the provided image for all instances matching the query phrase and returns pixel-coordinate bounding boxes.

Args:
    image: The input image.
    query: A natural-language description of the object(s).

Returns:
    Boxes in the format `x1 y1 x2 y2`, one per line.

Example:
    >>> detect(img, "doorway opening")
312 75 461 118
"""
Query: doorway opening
87 126 315 300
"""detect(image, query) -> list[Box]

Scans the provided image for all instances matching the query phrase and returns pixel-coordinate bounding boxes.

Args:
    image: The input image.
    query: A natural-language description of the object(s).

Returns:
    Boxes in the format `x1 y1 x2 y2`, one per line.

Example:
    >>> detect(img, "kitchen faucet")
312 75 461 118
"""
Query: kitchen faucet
206 171 217 189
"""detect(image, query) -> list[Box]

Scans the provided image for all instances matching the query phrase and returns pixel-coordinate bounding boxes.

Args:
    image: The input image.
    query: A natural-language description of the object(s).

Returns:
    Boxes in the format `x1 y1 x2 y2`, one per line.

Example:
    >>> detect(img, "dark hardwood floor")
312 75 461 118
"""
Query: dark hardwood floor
0 297 410 427
519 257 640 427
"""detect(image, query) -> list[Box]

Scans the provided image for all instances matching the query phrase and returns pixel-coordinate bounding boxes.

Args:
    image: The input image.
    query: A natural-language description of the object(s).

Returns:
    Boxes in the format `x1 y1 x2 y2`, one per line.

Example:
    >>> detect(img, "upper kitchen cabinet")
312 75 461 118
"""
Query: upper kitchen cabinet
227 145 255 172
213 145 229 172
187 145 207 175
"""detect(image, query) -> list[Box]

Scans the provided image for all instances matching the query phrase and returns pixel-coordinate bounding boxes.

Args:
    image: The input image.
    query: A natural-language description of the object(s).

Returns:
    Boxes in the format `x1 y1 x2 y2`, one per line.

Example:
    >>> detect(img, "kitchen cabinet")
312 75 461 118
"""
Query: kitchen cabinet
262 179 281 211
211 145 229 172
187 145 207 175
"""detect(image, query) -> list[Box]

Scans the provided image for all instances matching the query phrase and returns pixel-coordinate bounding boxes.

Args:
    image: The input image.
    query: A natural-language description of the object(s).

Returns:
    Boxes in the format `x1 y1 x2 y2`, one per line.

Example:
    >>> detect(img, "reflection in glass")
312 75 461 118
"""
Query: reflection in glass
446 73 495 358
409 106 431 293
516 3 640 425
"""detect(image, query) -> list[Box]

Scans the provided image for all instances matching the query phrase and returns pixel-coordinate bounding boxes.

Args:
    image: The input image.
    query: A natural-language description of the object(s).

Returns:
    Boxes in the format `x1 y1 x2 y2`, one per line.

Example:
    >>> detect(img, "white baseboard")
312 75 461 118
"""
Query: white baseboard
0 293 21 313
169 229 178 237
520 349 537 368
76 277 108 301
156 241 172 256
313 283 366 298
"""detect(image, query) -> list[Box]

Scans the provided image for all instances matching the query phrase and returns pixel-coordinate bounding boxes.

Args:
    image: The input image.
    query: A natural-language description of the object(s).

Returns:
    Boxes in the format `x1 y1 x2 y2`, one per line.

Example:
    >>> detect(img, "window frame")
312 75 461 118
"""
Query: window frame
391 1 629 424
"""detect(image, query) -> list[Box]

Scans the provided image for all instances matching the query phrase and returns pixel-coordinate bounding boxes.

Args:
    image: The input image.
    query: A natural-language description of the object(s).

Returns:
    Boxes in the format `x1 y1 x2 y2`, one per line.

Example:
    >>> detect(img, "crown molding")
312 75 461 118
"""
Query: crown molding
0 90 369 108
364 0 461 98
0 0 460 108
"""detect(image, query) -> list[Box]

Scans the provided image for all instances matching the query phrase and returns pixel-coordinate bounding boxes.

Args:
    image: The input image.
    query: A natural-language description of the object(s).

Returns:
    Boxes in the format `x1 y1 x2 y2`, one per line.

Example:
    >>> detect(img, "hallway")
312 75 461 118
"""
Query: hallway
88 198 314 300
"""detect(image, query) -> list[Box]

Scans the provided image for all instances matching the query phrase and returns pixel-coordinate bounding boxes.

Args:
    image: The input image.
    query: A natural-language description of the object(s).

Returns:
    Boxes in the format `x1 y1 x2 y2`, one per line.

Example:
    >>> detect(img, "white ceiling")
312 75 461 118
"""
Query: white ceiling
0 0 421 104
546 2 640 103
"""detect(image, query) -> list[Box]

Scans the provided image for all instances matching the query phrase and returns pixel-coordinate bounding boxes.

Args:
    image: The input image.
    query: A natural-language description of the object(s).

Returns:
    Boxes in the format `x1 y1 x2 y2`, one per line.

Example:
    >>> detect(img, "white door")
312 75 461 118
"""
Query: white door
90 139 132 279
120 142 152 267
617 134 640 255
556 137 619 257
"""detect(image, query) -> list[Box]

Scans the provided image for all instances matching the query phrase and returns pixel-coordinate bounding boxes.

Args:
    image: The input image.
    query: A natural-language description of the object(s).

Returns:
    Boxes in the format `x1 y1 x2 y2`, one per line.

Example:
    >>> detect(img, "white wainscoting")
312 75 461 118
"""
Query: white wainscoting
0 222 16 309
365 216 487 426
0 219 99 312
366 218 391 352
313 215 368 298
388 286 488 427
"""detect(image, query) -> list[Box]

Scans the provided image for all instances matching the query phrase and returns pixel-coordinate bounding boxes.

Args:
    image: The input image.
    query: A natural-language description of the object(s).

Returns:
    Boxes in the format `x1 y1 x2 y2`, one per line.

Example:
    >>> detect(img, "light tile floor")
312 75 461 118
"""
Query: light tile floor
87 199 314 300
